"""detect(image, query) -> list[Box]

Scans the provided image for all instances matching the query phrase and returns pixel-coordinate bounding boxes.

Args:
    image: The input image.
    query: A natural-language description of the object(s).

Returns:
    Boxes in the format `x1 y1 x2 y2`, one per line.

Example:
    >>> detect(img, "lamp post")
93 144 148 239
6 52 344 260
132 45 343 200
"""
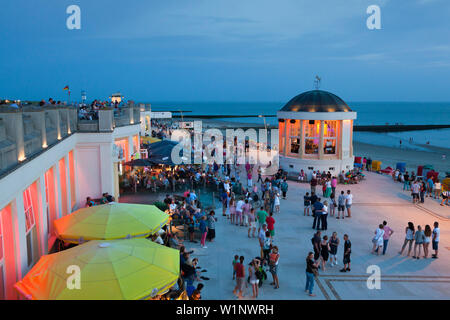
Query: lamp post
258 114 267 131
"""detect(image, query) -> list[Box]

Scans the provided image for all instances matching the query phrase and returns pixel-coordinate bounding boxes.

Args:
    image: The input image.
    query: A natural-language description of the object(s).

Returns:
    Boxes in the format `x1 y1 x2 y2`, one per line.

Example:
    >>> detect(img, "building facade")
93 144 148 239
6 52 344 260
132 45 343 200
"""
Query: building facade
0 104 146 299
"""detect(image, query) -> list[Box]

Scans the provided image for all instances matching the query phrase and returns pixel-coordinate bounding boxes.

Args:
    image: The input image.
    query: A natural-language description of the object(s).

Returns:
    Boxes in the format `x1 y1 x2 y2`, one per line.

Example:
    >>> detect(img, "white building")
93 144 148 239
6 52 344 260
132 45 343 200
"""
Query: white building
277 90 357 175
0 104 146 299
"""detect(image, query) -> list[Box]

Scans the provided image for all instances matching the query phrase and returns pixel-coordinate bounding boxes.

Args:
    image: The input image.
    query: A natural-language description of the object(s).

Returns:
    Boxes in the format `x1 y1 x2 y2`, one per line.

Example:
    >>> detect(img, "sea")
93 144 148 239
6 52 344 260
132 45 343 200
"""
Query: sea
150 101 450 150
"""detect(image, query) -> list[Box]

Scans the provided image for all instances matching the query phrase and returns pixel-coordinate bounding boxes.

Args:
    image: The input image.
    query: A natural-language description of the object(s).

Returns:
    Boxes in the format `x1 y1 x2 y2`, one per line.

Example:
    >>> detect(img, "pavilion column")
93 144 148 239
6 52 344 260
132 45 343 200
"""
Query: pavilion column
283 119 288 156
350 120 354 157
339 120 343 160
299 120 304 158
318 120 324 160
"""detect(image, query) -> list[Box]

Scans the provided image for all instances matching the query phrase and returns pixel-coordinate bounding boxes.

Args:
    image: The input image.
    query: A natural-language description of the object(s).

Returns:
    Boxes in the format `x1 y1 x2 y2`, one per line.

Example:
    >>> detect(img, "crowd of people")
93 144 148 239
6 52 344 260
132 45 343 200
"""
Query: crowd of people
391 169 449 206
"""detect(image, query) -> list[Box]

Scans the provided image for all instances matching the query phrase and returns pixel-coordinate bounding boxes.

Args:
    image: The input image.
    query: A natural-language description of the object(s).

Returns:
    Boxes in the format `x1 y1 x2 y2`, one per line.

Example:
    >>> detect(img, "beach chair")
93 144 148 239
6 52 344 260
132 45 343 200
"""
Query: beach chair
380 166 393 175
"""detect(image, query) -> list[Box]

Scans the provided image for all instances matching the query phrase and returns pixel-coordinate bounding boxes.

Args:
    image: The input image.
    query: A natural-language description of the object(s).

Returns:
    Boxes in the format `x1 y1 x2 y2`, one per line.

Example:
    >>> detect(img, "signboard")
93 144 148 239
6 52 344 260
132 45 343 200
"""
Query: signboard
179 121 194 129
151 111 172 119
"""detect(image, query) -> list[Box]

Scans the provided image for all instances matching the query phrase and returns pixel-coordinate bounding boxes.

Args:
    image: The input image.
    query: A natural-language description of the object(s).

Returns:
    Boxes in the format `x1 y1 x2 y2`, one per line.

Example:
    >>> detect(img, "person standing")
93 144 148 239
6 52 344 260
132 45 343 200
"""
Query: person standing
432 221 440 259
329 232 340 266
426 177 434 198
331 176 337 196
235 198 245 226
242 199 251 227
312 198 324 230
345 190 353 218
269 246 280 289
320 235 330 271
281 178 288 199
340 234 351 272
305 252 319 297
310 176 317 194
423 225 432 258
434 179 441 199
312 231 322 262
330 192 337 217
199 216 208 249
257 207 268 234
274 192 280 213
381 221 394 255
321 200 329 231
207 210 217 242
324 179 332 198
248 208 257 238
371 224 385 255
399 222 415 256
258 224 268 259
413 225 425 259
266 211 275 238
403 171 410 191
233 256 246 299
337 191 346 219
411 181 420 204
304 192 311 216
419 180 426 203
249 259 260 299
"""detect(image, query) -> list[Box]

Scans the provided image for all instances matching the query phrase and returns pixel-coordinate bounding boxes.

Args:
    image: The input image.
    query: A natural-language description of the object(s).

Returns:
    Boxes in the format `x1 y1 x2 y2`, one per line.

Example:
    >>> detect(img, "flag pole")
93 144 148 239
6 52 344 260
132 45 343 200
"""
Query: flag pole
68 90 71 104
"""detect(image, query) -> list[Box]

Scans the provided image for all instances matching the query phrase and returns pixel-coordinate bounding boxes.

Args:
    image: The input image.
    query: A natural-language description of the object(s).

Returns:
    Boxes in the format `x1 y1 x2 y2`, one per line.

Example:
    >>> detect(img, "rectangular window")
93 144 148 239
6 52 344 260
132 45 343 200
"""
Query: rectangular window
304 121 319 155
288 120 301 155
23 186 37 267
323 121 337 155
23 189 35 233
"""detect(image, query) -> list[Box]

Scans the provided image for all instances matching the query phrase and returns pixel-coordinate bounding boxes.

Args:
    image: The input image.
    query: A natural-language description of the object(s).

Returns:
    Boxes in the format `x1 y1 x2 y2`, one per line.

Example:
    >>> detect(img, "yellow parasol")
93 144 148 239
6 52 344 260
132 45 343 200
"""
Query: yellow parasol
14 239 179 300
54 203 169 244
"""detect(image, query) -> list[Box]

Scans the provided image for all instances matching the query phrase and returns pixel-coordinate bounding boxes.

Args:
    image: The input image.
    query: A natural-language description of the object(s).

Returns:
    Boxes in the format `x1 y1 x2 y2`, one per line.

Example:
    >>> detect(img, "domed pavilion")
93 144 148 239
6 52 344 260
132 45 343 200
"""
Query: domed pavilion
277 90 357 175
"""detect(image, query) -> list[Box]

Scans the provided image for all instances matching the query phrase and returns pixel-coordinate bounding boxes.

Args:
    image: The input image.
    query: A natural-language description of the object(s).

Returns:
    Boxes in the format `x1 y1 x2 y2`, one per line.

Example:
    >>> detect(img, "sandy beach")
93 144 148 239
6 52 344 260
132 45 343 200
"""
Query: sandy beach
354 142 449 174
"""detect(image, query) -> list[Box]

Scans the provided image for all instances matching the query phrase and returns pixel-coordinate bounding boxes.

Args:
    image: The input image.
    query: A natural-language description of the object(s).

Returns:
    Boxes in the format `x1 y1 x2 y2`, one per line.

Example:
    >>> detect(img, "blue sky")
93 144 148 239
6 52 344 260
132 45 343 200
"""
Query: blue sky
1 0 450 102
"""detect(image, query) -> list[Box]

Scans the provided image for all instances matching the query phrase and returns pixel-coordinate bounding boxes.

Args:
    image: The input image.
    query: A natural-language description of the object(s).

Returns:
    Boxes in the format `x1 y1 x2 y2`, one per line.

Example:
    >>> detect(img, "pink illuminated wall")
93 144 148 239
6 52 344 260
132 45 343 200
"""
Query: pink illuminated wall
58 158 68 217
68 151 76 209
0 204 17 300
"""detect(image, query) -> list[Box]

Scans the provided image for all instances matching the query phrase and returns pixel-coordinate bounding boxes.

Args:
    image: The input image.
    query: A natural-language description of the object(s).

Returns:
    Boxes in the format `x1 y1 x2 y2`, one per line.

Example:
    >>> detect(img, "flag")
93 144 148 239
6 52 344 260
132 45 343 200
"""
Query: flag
63 85 69 90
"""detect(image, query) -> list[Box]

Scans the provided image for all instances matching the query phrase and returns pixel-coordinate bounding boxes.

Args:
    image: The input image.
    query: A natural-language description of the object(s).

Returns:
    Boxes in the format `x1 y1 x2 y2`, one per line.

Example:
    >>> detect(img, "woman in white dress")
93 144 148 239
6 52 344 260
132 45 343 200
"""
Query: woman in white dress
274 193 280 213
371 224 385 255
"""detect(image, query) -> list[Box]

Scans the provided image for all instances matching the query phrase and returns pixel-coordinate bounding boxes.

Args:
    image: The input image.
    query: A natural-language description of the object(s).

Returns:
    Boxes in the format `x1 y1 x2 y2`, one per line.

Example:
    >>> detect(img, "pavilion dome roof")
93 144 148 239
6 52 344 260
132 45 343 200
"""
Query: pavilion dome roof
280 90 352 113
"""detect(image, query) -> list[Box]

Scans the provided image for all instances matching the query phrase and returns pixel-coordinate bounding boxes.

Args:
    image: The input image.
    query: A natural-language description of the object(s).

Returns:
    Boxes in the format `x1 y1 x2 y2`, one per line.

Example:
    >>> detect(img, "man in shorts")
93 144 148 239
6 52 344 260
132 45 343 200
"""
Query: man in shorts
257 207 268 233
235 198 245 226
337 191 346 219
345 190 353 218
340 234 351 272
432 221 440 259
411 181 420 204
233 256 246 299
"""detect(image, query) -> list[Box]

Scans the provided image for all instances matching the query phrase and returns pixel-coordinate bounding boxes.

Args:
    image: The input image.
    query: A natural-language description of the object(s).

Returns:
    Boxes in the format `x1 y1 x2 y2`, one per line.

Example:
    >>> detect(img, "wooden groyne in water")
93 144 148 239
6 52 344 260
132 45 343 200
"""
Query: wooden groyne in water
167 114 450 132
353 124 450 132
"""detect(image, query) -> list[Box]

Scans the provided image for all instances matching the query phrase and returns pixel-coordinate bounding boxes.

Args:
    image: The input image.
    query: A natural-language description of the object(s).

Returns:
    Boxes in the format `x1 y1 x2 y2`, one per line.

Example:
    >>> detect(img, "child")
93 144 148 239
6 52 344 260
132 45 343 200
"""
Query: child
232 255 239 280
304 192 311 216
330 192 337 217
207 210 217 242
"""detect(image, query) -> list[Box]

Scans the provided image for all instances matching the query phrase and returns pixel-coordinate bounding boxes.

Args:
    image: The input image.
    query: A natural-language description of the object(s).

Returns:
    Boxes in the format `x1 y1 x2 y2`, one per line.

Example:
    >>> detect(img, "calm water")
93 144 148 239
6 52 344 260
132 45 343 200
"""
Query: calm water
150 101 450 126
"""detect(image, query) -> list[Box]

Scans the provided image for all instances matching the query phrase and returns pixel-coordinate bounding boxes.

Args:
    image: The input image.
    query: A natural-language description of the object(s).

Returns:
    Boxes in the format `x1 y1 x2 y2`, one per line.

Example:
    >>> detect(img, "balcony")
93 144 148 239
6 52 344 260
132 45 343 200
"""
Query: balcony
0 103 142 177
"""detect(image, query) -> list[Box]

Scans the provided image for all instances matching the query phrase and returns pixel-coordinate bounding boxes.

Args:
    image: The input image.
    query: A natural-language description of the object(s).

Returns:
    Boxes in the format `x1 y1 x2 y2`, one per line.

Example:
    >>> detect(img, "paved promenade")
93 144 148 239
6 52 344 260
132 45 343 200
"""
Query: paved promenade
191 172 450 300
121 171 450 299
